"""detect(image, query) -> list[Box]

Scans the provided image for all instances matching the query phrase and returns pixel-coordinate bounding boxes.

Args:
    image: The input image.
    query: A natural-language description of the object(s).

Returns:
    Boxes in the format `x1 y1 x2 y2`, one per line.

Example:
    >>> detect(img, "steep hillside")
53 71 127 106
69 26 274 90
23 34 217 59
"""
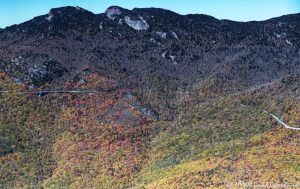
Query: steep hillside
136 74 300 188
0 70 157 188
0 6 299 119
0 6 299 189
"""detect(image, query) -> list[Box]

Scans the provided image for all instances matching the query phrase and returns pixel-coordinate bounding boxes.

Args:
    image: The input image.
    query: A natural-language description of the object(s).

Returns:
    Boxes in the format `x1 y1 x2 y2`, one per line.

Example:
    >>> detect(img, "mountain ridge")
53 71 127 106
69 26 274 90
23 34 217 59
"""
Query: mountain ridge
2 5 300 30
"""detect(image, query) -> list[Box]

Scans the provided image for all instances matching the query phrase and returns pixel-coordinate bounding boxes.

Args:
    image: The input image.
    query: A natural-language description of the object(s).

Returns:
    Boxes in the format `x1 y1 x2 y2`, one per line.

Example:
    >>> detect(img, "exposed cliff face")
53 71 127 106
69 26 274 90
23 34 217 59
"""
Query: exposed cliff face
0 6 299 119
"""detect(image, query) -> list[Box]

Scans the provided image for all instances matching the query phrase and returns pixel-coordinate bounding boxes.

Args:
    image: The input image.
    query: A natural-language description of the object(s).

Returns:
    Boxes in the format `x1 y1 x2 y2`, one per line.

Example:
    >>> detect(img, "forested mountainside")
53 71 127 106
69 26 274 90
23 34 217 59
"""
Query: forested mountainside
0 6 299 188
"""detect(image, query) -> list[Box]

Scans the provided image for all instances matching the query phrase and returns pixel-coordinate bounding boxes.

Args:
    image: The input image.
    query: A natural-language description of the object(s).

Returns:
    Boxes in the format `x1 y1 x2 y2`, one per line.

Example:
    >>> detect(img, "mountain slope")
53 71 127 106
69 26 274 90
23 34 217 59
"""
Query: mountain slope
136 74 300 188
0 6 299 119
0 70 156 188
0 6 299 188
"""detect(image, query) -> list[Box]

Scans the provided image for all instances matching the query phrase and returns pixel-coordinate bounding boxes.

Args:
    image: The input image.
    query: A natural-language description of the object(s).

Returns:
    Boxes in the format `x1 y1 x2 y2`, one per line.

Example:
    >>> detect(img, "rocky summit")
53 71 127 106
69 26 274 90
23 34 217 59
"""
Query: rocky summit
0 6 299 189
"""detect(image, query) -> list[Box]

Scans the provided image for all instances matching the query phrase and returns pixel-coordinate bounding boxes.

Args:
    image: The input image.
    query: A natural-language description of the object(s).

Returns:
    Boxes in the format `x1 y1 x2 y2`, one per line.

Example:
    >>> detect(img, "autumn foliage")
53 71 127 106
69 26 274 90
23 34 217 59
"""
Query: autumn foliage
0 71 299 188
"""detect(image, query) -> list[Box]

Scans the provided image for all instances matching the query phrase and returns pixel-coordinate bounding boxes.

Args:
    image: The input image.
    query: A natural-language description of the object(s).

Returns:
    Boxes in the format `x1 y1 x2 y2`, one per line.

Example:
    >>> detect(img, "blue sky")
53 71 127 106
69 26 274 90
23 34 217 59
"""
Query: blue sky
0 0 300 28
